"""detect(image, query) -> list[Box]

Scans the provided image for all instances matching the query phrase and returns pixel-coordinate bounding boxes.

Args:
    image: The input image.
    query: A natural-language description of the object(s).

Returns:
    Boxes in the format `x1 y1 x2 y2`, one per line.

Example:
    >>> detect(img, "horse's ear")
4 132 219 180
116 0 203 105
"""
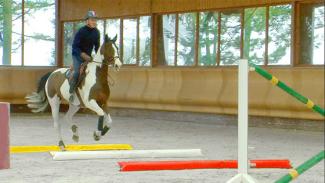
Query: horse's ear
112 34 117 43
105 34 109 42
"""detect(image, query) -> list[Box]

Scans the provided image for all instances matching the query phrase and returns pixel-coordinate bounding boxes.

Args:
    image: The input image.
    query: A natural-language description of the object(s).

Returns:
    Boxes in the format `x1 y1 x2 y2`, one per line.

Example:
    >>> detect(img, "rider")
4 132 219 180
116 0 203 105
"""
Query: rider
69 10 100 102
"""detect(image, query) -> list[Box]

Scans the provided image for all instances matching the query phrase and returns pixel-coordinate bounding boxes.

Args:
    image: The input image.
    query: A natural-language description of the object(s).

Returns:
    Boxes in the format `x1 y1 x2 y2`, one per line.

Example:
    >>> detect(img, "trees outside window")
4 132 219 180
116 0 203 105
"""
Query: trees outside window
0 0 55 66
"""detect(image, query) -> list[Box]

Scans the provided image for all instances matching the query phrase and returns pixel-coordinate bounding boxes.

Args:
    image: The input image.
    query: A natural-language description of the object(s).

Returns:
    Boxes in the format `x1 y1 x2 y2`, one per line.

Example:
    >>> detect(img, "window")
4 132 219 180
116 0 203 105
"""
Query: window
177 13 196 66
122 18 137 65
63 20 105 66
199 12 218 66
244 7 266 65
158 14 176 66
268 5 292 65
158 13 197 66
298 4 324 65
122 17 151 66
219 10 241 66
63 16 151 67
24 0 55 66
63 21 83 66
0 0 56 66
105 19 120 48
139 16 151 66
97 20 105 49
1 0 23 66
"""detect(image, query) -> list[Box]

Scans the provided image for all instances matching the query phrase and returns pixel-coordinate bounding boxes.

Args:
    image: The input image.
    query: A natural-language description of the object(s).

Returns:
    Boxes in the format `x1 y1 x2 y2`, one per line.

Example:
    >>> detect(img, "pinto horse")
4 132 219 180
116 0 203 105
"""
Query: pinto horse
26 35 122 150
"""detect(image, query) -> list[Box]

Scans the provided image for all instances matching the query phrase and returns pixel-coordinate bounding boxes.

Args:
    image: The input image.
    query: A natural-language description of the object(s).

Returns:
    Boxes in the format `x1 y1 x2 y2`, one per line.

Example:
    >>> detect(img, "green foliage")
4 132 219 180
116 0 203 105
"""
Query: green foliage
199 12 218 66
268 5 292 64
162 5 295 66
177 13 196 66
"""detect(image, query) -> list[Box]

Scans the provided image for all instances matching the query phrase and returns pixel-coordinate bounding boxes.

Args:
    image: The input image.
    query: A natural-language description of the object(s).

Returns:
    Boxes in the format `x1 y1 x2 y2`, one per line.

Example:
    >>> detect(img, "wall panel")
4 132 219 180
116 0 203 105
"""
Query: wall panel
59 0 322 21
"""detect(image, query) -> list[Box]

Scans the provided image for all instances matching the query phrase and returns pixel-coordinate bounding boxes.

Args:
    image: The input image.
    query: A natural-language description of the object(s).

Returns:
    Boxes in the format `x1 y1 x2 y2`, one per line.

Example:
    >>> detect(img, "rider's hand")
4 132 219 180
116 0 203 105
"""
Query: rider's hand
80 52 92 62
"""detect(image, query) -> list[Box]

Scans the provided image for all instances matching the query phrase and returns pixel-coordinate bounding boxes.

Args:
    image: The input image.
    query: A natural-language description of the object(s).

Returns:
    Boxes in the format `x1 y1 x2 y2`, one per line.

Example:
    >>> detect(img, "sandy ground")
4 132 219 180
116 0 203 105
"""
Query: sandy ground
0 114 324 183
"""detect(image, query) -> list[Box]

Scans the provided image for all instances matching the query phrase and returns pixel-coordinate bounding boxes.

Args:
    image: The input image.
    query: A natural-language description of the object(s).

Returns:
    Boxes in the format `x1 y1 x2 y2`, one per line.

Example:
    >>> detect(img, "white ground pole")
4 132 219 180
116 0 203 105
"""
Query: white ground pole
227 59 258 183
50 149 203 161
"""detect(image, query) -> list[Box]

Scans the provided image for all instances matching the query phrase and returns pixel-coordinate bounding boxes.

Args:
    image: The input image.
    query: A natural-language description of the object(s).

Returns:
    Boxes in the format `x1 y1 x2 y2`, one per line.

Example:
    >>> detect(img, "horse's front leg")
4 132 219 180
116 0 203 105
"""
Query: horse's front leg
101 107 112 137
86 100 110 141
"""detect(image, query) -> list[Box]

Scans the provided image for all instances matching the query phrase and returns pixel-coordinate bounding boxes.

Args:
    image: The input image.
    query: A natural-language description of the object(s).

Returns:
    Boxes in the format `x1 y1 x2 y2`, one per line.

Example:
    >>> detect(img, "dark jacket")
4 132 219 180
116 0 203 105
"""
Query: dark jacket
72 25 100 57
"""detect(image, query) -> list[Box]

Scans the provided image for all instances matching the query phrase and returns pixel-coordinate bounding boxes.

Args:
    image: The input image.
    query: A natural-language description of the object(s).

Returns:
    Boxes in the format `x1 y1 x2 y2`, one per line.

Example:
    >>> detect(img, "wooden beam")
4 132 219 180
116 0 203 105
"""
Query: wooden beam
151 0 321 14
59 0 322 21
55 0 63 67
60 0 151 21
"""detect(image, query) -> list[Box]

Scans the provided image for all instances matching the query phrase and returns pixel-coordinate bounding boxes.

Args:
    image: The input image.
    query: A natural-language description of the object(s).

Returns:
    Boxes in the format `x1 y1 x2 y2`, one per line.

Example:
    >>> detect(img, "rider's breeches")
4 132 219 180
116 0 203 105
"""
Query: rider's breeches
72 55 83 83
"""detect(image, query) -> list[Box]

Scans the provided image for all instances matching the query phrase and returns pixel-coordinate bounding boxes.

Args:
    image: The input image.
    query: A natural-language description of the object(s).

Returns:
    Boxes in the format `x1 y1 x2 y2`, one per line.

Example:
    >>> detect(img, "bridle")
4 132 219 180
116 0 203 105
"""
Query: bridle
90 42 121 67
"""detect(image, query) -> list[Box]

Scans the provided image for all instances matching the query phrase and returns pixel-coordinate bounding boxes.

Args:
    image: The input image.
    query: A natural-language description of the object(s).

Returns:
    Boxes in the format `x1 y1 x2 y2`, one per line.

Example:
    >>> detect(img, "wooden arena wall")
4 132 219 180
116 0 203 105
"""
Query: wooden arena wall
0 66 323 120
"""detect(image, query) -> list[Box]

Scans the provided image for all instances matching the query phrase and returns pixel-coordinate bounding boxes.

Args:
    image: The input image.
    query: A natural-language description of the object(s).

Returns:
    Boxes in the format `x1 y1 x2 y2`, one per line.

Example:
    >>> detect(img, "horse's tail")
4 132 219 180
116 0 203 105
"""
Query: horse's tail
25 72 52 113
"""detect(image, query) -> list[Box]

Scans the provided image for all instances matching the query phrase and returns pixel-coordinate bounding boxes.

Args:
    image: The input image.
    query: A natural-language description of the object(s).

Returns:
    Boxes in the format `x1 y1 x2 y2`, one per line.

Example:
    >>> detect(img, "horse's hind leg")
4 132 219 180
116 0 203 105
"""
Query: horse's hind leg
64 103 80 142
48 95 65 150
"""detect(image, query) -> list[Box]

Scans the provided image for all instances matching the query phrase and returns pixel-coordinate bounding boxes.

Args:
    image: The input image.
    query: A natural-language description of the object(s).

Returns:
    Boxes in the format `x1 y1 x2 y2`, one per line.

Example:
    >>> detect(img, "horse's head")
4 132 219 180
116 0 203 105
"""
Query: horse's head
100 34 122 71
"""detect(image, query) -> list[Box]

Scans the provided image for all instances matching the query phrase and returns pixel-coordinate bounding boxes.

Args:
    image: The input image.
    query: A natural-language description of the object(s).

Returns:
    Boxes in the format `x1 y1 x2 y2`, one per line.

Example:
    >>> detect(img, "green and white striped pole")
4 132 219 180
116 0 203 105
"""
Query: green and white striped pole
250 63 325 117
275 150 325 183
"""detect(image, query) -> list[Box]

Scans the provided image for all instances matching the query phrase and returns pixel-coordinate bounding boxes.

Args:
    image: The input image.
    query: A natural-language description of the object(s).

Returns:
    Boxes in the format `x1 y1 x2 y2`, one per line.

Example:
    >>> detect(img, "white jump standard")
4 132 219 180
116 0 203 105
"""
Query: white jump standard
227 59 258 183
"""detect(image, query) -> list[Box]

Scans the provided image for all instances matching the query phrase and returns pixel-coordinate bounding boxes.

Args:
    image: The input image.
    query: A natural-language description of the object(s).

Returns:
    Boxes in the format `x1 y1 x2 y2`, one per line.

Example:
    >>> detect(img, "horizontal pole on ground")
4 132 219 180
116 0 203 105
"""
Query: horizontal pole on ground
119 159 292 171
50 149 203 161
10 144 133 154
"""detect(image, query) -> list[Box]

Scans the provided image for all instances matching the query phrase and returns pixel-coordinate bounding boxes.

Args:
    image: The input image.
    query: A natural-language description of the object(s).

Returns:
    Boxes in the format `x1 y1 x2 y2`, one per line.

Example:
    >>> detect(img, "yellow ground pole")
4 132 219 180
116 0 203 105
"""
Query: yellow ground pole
10 144 133 154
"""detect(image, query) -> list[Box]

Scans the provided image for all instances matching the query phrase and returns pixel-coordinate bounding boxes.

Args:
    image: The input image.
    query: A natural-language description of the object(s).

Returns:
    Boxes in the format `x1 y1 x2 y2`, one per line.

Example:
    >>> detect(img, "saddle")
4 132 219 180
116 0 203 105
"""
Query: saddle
65 61 89 88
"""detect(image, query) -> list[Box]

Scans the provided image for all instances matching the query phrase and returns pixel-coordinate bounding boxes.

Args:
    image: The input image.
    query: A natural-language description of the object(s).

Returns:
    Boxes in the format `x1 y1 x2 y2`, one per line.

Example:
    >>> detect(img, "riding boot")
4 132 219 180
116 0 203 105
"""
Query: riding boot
69 79 77 103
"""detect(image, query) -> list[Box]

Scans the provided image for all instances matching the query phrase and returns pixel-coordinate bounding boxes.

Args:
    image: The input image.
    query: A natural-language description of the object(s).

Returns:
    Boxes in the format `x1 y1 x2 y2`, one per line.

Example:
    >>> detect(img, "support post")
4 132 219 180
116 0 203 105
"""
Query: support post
0 102 10 170
227 60 257 183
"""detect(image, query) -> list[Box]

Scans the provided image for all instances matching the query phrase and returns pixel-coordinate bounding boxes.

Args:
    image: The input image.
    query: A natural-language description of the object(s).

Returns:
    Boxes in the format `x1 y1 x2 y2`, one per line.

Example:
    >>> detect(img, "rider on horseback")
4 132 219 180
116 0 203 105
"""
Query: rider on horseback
69 10 100 102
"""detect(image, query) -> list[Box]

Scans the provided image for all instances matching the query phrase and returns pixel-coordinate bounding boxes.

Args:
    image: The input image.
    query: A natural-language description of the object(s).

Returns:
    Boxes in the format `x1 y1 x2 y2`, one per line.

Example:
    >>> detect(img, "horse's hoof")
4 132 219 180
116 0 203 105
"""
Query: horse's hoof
101 125 110 136
71 125 78 133
71 125 79 142
72 135 79 142
58 140 66 151
93 131 101 141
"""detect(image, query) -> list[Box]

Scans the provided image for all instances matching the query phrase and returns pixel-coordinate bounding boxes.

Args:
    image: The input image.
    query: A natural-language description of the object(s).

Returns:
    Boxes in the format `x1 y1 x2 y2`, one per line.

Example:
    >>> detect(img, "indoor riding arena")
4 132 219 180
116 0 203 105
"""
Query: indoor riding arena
0 0 324 183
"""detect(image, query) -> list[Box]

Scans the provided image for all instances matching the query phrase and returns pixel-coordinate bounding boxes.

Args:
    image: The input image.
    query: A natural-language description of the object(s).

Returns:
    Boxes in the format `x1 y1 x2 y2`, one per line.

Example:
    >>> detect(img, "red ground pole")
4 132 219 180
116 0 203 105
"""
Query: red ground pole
0 102 10 170
119 159 292 172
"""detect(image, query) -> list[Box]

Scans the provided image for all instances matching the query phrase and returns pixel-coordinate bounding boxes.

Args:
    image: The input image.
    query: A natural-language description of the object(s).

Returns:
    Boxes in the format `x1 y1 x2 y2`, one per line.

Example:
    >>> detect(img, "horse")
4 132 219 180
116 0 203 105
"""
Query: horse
26 34 122 150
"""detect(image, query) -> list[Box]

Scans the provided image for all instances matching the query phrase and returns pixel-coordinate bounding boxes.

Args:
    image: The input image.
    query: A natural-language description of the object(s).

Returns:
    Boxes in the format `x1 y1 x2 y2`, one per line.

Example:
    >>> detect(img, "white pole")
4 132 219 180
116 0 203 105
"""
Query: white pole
227 59 257 183
50 149 203 161
238 58 249 174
